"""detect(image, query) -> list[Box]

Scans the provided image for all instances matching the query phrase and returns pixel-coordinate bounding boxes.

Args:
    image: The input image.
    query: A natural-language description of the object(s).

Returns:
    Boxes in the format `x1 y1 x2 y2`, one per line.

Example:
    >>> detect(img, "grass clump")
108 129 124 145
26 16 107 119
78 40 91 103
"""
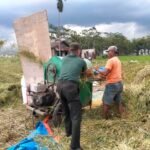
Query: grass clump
134 65 150 83
0 83 21 107
19 50 43 65
0 56 22 107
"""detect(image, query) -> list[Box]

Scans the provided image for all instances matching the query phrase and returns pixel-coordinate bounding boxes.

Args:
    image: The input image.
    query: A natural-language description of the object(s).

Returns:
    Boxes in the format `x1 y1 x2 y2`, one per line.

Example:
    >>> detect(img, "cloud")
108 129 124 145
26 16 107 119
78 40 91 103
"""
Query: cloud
95 22 149 39
0 0 48 8
0 25 15 40
1 0 150 41
63 0 149 26
0 0 50 28
64 22 149 40
0 25 17 53
1 0 150 27
64 24 91 34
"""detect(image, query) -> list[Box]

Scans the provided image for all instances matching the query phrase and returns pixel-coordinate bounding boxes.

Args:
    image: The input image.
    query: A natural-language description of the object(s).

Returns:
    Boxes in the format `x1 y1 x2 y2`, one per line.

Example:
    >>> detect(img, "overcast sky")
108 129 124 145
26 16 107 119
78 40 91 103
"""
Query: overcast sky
1 0 150 41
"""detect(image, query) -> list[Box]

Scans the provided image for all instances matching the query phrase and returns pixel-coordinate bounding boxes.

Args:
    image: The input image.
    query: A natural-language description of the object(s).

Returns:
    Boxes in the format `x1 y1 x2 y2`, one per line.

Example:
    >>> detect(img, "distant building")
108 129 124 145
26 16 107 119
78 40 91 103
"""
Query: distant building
138 49 150 55
103 50 108 56
51 39 70 56
81 49 96 60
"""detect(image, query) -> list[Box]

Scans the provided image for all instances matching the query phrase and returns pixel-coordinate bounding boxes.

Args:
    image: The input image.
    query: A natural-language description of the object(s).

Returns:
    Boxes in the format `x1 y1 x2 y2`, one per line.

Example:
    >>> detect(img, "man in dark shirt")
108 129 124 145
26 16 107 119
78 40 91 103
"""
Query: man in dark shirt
57 43 86 150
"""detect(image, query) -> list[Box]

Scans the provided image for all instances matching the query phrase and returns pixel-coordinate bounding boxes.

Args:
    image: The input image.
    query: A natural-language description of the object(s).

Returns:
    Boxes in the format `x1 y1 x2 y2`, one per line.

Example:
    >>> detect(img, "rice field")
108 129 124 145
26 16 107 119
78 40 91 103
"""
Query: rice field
0 55 150 150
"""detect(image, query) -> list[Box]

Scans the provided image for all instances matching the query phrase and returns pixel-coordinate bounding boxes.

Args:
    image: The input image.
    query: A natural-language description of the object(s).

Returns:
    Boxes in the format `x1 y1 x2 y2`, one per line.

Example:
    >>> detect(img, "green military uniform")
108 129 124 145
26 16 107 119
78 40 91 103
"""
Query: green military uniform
59 54 87 82
57 53 86 150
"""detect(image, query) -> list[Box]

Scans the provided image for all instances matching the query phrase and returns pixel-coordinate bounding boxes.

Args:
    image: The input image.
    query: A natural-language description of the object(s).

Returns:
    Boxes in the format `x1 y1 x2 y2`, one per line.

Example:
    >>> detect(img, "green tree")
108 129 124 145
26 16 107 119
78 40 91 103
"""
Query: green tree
56 0 65 55
57 0 64 37
0 40 5 52
104 33 131 55
49 24 150 56
57 0 63 13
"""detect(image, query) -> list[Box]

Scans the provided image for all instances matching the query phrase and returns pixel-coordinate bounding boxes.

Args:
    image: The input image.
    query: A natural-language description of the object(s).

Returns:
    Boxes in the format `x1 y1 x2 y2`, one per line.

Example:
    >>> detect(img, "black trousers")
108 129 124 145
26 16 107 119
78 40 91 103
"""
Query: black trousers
57 80 82 149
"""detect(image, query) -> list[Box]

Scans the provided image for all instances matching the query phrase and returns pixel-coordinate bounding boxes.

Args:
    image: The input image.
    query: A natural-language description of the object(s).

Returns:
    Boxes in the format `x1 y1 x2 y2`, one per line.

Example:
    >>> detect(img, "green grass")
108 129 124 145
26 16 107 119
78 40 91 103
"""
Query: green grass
95 55 150 63
0 56 22 83
0 56 22 107
119 55 150 62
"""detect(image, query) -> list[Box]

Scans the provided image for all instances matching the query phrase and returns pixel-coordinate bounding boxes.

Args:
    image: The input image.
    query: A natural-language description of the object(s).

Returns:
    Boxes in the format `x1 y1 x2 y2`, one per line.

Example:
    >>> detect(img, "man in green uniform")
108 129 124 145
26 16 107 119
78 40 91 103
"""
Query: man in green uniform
57 43 86 150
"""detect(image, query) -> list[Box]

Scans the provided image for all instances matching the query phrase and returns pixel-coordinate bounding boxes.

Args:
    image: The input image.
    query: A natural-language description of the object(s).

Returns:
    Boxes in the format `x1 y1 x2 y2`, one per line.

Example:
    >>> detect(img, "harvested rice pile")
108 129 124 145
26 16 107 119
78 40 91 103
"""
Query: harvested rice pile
0 57 22 106
134 65 150 84
0 105 31 149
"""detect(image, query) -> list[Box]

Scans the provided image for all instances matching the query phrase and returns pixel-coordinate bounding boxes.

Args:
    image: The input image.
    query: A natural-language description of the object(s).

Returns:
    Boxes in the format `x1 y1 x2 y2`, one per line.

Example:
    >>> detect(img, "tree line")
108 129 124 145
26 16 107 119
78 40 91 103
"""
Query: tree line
1 24 150 56
49 24 150 56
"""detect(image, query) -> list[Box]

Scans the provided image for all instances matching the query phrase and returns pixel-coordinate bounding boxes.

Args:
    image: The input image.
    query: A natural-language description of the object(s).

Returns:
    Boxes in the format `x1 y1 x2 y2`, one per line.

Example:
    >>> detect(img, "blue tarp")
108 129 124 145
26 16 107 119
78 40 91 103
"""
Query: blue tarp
8 122 49 150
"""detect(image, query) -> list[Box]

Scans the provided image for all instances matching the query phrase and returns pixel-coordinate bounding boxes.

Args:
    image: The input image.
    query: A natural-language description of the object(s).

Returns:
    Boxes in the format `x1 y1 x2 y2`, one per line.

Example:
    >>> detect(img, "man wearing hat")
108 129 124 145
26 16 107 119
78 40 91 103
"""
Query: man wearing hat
99 46 125 119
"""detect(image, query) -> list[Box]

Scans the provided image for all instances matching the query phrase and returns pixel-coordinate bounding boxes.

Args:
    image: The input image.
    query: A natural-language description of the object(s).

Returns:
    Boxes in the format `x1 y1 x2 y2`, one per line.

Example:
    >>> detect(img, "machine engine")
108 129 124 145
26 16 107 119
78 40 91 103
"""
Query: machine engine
29 83 56 107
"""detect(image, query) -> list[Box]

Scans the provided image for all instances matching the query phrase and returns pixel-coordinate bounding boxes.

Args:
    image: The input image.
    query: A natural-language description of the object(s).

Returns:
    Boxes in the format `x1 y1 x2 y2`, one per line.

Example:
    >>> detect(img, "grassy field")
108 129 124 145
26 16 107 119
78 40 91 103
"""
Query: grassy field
0 56 22 107
119 55 150 62
0 55 150 150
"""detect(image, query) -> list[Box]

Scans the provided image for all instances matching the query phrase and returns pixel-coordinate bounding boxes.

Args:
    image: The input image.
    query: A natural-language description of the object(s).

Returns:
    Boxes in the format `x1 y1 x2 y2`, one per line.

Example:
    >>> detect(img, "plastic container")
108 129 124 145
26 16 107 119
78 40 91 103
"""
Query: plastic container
98 66 106 72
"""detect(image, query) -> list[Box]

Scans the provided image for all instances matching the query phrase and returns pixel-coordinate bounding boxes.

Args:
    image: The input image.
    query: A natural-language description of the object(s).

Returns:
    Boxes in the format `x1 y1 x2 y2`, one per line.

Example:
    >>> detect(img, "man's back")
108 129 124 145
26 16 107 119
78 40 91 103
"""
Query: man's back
59 54 86 82
105 56 122 84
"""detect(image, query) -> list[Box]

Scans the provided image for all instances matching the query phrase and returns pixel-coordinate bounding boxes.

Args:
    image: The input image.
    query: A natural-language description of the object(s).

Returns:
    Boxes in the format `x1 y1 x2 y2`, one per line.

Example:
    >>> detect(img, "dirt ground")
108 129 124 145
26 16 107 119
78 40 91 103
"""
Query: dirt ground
0 104 34 149
1 102 150 150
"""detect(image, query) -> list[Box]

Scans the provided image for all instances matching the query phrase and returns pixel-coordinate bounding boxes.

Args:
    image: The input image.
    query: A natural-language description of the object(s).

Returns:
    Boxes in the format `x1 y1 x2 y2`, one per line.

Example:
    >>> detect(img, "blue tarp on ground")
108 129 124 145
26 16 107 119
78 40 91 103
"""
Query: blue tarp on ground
8 122 49 150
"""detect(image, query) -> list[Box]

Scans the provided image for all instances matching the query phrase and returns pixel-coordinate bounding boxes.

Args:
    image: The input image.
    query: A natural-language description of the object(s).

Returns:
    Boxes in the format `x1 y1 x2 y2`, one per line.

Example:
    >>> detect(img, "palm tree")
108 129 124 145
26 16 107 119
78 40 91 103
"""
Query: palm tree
57 0 63 13
57 0 65 55
57 0 63 23
57 0 64 36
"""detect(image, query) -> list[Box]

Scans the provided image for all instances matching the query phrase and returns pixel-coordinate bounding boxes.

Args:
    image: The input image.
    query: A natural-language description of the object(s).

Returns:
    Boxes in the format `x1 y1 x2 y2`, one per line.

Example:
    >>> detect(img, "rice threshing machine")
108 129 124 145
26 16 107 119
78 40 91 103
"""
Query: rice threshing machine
25 56 93 127
14 10 93 127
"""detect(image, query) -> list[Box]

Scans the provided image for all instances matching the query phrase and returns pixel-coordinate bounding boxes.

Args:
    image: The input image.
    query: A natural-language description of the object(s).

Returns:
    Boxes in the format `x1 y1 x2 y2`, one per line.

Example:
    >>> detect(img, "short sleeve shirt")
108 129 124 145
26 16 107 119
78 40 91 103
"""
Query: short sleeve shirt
59 54 87 82
105 56 122 84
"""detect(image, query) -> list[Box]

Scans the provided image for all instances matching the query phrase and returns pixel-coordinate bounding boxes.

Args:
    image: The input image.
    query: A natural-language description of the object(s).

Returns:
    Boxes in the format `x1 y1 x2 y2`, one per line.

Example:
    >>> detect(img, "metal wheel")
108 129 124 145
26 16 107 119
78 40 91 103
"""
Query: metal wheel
46 63 57 84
